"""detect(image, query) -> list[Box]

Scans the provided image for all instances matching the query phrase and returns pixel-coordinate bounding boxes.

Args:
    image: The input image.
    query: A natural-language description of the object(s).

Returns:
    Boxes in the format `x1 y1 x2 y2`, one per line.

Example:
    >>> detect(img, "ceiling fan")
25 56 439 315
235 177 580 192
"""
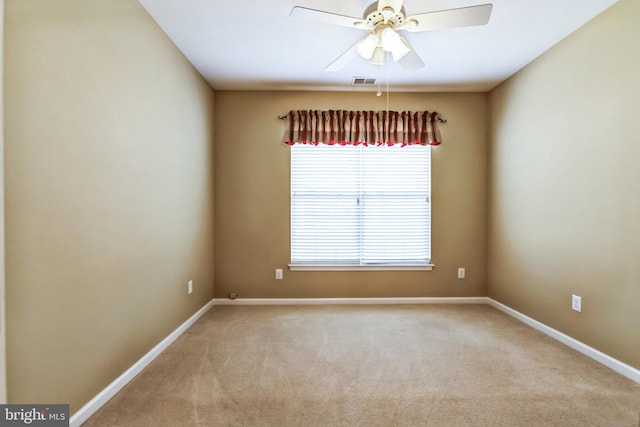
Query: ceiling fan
290 0 493 72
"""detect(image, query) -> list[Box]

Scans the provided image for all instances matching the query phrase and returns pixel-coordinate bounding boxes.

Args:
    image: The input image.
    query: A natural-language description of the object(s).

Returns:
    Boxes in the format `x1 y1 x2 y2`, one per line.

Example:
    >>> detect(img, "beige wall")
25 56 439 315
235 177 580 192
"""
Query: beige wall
488 0 640 369
215 91 488 298
4 0 215 412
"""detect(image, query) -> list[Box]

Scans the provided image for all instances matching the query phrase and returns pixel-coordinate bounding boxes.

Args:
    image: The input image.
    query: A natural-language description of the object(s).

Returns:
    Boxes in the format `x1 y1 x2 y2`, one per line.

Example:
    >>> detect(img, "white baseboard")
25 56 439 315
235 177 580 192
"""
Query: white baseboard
69 299 215 427
212 297 489 305
487 298 640 384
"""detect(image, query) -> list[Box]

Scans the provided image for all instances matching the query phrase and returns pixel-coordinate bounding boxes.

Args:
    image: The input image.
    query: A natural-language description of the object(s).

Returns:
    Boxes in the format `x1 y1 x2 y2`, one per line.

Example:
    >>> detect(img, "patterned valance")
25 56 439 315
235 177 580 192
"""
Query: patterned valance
282 110 442 147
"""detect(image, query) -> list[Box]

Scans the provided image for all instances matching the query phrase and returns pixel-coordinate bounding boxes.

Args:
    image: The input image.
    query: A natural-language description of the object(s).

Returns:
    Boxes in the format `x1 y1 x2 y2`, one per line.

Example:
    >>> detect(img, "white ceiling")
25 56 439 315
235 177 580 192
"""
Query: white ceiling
138 0 618 92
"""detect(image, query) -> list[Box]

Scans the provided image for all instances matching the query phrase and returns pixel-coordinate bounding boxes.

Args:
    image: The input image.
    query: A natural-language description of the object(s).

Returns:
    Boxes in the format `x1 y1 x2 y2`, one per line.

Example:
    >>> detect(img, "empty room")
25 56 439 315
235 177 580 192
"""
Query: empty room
1 0 639 426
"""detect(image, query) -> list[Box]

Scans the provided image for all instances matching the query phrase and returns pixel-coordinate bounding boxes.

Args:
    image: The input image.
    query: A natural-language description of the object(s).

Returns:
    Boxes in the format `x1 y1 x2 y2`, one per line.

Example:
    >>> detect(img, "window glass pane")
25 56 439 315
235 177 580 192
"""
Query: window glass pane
361 195 429 263
291 195 359 263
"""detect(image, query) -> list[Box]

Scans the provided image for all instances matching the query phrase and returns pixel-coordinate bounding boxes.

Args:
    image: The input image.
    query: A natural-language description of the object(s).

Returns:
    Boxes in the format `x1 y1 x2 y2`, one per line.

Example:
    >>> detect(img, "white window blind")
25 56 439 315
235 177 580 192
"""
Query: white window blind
290 144 431 269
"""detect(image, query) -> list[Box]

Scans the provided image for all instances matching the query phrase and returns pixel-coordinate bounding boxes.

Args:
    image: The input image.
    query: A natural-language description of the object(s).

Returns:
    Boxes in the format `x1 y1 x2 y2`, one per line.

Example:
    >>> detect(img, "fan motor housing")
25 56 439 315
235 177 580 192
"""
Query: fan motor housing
361 2 406 33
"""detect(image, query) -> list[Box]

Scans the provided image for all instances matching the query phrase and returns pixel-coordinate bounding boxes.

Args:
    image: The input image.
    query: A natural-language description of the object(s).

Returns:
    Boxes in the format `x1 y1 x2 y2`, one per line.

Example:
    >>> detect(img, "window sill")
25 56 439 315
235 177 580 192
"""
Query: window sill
288 264 434 272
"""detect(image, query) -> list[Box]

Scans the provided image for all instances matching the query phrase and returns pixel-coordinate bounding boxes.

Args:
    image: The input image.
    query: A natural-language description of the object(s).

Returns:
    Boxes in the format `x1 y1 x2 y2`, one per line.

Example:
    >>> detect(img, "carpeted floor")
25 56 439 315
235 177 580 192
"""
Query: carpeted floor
83 304 640 426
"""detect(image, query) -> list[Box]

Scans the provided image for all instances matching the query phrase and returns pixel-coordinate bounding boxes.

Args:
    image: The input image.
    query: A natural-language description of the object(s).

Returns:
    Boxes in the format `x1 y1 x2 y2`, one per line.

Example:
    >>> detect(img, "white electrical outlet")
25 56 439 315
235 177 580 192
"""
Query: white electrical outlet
457 268 465 279
188 280 193 295
572 294 581 312
275 269 283 280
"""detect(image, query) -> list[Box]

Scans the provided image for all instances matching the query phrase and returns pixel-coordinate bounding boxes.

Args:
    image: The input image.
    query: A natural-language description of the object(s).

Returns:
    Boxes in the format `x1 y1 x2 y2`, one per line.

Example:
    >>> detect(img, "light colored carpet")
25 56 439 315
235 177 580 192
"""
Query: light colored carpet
83 304 640 426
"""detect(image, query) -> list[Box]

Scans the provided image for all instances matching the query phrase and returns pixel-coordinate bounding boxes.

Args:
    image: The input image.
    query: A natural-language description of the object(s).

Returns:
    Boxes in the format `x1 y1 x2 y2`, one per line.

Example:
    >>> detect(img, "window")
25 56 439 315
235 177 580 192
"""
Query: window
290 144 432 270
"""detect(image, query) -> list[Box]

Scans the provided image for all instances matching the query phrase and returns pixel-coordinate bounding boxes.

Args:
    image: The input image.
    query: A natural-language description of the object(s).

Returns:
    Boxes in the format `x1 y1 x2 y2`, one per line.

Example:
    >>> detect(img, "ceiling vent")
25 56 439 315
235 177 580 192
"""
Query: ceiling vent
352 77 377 85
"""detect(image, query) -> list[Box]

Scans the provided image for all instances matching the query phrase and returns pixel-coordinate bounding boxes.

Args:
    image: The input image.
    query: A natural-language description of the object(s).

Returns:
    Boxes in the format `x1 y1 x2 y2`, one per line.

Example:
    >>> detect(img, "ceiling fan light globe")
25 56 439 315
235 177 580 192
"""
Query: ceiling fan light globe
381 27 401 51
357 34 379 59
370 46 386 65
391 38 410 61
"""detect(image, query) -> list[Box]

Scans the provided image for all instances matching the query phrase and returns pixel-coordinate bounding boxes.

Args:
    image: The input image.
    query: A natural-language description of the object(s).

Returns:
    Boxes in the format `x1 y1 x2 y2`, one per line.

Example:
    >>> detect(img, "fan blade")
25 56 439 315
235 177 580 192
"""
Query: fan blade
290 6 363 29
403 4 493 32
397 37 425 71
377 0 404 15
324 41 361 72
